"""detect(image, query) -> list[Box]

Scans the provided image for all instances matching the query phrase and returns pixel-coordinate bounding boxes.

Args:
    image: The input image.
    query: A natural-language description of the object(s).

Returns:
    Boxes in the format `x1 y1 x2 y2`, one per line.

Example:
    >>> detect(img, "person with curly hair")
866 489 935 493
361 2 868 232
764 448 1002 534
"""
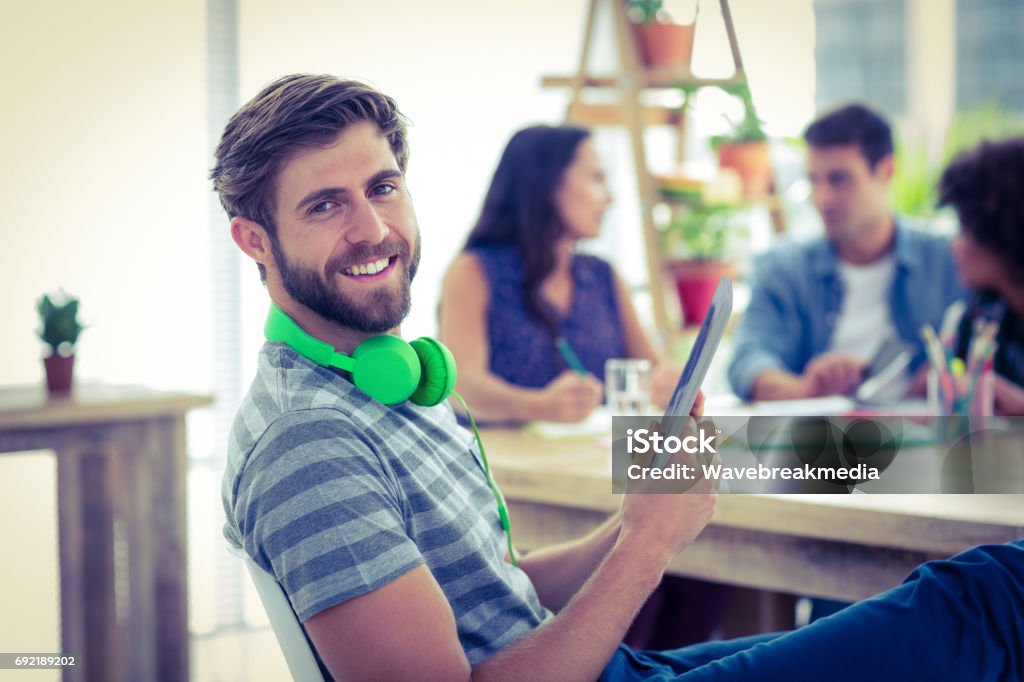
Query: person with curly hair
939 137 1024 415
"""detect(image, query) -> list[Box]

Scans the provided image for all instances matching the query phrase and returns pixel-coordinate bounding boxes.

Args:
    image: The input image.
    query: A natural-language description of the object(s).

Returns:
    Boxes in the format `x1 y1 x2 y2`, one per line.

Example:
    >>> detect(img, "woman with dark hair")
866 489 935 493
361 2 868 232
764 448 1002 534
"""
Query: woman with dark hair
939 137 1024 415
439 125 728 649
438 125 681 424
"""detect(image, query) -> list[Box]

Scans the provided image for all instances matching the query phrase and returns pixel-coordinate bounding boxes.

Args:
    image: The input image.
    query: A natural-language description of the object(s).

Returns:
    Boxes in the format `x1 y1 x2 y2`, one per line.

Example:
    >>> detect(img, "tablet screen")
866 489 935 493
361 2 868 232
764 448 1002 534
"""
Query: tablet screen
654 277 733 467
854 337 914 404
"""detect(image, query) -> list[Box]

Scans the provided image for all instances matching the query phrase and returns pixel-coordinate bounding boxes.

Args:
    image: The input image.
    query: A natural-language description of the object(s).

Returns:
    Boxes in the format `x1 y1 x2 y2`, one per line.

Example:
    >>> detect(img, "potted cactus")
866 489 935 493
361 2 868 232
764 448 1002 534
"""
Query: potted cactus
37 290 84 393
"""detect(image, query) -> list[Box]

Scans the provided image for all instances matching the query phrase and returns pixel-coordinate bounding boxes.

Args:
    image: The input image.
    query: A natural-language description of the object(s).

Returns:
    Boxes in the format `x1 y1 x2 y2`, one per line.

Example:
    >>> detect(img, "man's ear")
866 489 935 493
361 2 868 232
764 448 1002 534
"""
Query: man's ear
231 216 273 268
875 153 895 183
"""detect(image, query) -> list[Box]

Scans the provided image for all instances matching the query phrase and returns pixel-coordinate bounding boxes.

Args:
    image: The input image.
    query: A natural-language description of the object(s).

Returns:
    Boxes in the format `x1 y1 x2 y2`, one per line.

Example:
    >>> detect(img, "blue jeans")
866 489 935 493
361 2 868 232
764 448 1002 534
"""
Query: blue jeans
601 541 1024 681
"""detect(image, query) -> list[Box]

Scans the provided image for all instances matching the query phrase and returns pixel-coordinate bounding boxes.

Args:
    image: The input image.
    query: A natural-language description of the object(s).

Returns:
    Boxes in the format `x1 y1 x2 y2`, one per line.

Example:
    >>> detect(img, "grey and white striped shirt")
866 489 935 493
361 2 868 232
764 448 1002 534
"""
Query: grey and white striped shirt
222 342 551 665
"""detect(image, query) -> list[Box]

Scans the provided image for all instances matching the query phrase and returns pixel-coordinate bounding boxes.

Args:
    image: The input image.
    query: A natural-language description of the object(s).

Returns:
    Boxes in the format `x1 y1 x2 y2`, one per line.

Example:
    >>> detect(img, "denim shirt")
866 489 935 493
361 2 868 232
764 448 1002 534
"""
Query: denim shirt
728 220 967 400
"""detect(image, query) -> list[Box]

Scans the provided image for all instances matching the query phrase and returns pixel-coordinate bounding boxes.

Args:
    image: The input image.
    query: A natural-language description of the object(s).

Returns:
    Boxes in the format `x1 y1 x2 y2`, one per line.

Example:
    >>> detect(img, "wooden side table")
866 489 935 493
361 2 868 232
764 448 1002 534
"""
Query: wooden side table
0 384 213 682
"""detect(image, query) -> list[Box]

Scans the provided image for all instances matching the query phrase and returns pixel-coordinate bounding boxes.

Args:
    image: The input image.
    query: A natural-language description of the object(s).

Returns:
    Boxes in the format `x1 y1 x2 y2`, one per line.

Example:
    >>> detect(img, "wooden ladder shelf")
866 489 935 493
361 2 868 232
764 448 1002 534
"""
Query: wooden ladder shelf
543 0 780 338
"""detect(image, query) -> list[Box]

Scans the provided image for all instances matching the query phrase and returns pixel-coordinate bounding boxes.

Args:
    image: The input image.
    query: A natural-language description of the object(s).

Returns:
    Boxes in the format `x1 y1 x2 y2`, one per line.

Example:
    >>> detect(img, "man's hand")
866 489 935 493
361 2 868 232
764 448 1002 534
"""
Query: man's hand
803 353 867 397
651 362 682 408
993 374 1024 416
690 389 705 418
618 417 718 565
651 360 706 415
539 370 604 422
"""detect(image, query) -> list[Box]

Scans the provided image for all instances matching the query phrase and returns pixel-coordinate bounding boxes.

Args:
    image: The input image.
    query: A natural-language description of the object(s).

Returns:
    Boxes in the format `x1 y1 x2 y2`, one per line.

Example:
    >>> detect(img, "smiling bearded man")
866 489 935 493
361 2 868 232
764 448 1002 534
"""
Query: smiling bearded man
271 227 420 334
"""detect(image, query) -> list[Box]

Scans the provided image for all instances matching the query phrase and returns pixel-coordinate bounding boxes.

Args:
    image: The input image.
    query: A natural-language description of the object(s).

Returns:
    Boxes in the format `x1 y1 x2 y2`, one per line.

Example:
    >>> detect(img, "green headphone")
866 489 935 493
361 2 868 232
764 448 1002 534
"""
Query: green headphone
262 304 518 566
264 304 457 406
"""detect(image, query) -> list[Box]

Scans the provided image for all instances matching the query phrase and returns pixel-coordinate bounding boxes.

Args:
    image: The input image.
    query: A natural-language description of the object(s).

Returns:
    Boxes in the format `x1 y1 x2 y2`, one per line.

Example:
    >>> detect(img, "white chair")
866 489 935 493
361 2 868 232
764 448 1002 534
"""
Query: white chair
228 545 326 682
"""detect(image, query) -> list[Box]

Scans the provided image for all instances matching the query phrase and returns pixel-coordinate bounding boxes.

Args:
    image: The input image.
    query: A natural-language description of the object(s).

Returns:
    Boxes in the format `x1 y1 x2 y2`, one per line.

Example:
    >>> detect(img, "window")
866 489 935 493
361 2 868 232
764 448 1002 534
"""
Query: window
956 0 1024 110
814 0 906 117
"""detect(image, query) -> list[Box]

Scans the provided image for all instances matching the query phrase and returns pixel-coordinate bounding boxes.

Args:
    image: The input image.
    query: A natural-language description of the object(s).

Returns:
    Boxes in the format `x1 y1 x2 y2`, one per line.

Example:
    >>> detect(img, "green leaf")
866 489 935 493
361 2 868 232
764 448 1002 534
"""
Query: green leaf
36 290 84 353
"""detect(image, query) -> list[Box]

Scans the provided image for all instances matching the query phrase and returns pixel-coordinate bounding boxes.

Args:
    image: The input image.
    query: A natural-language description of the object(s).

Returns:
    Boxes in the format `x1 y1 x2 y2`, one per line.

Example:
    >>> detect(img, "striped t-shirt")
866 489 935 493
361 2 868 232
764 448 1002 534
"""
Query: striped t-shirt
222 342 551 665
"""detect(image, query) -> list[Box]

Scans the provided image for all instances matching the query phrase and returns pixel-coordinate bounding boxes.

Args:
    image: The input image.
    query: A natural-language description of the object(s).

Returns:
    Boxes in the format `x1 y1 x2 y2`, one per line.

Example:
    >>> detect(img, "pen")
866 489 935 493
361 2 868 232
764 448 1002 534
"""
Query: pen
939 300 966 364
966 350 996 418
950 357 966 414
920 325 947 374
966 320 1000 376
554 337 587 376
921 324 954 414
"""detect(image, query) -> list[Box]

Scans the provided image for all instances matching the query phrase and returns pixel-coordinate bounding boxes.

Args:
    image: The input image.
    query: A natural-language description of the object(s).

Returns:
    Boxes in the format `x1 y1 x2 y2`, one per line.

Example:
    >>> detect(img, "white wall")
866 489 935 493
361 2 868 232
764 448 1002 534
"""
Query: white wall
0 0 207 657
0 1 210 390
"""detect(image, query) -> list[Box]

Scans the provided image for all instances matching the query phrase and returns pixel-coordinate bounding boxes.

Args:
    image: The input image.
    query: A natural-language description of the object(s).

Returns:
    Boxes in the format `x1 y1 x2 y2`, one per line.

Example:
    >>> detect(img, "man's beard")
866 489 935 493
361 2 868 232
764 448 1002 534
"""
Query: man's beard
271 234 420 334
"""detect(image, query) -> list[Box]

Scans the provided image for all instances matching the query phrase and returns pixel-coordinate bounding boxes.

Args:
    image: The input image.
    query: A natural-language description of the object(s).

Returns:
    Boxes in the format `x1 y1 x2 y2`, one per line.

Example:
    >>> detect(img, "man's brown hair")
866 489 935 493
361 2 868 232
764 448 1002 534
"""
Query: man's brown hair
210 74 410 281
803 102 893 170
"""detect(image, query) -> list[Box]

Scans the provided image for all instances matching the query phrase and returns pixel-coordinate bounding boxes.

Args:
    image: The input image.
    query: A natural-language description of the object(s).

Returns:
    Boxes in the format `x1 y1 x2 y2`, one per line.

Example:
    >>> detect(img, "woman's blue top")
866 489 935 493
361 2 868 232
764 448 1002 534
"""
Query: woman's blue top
469 245 629 388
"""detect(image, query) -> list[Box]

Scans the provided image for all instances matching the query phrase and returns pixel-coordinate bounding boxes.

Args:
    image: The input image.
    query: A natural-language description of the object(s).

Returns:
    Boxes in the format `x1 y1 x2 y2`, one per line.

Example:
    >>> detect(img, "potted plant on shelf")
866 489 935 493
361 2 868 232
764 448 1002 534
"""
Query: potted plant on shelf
712 82 773 198
625 0 698 69
655 175 745 326
37 290 85 393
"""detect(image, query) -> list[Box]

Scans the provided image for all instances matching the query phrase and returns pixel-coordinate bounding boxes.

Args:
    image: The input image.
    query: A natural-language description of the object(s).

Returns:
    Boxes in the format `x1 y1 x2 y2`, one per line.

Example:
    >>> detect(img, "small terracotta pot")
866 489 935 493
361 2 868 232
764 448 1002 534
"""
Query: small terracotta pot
716 140 773 198
633 21 696 68
44 354 75 393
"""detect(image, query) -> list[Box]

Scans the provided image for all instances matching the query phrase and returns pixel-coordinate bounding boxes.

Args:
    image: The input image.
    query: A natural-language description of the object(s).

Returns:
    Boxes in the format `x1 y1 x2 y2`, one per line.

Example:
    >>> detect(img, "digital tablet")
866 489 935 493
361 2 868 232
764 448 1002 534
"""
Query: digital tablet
854 337 914 404
652 277 734 468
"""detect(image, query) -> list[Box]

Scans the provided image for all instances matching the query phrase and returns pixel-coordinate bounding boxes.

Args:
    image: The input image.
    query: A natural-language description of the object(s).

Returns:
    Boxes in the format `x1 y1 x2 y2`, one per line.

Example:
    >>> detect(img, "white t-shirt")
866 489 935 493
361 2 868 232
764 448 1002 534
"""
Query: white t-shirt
829 255 896 361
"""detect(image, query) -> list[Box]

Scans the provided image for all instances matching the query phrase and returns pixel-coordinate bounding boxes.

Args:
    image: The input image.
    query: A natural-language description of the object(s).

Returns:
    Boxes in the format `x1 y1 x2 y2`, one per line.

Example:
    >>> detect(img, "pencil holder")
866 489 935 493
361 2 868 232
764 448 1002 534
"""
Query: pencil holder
927 366 994 441
969 367 995 426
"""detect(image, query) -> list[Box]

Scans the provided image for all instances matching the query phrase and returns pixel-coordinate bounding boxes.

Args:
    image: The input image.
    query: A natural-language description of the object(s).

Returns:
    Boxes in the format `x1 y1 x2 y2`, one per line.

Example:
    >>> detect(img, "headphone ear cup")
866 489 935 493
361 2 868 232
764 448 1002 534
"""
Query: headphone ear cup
409 337 457 407
351 335 422 405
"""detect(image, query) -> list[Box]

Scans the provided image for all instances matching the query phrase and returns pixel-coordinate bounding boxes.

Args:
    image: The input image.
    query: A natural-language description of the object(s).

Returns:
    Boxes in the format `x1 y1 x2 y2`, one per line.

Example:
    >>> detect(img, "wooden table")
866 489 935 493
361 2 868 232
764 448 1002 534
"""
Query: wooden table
483 428 1024 602
0 384 212 682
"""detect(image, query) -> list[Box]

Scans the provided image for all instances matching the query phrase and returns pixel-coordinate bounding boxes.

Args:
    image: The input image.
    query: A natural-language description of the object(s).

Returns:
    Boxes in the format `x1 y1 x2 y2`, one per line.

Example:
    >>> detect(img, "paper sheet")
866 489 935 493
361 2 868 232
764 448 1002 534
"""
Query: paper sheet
705 396 856 417
525 406 613 439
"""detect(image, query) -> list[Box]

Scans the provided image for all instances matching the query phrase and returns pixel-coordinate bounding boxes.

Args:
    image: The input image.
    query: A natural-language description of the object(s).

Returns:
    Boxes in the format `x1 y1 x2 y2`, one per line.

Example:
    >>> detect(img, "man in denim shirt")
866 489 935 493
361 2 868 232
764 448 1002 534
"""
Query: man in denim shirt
729 104 965 401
